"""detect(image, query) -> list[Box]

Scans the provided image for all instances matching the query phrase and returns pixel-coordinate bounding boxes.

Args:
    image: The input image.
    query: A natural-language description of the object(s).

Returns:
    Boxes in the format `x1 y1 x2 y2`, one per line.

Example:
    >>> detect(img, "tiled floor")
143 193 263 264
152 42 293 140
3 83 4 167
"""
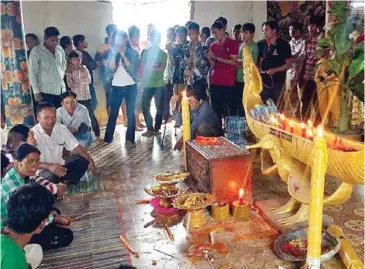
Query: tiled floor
42 124 364 269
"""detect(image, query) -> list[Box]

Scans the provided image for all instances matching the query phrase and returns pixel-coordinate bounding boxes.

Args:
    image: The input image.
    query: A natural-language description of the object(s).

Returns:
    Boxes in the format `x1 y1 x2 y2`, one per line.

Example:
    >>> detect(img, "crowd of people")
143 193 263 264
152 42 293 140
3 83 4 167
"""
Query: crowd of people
1 14 325 268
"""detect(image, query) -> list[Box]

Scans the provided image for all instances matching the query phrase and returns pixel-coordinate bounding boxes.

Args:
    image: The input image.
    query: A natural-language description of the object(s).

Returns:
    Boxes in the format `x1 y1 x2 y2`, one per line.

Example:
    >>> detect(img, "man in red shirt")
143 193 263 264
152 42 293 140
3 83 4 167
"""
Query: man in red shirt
208 20 239 124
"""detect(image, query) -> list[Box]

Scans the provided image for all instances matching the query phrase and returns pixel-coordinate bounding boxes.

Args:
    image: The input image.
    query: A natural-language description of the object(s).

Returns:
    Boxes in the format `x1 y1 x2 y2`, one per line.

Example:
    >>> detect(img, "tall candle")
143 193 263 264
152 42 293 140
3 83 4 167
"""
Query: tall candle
182 91 191 170
306 125 328 269
279 114 286 130
289 120 294 134
238 188 244 205
301 123 306 138
307 120 313 134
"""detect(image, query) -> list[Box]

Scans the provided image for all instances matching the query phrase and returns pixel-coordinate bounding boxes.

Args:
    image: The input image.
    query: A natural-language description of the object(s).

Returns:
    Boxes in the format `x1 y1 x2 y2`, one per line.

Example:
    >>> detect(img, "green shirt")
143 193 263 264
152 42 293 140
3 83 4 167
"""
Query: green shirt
236 41 259 83
141 46 167 88
1 235 28 269
1 168 25 228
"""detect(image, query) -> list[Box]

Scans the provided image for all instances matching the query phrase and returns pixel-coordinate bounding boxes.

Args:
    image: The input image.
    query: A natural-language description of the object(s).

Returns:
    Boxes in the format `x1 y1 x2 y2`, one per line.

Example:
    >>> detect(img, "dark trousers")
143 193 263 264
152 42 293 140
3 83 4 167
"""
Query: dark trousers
104 85 137 143
79 100 100 137
41 93 61 108
301 79 321 124
209 84 237 125
30 223 73 251
40 154 89 185
89 83 98 111
260 76 285 109
142 87 165 132
163 83 173 120
235 81 245 117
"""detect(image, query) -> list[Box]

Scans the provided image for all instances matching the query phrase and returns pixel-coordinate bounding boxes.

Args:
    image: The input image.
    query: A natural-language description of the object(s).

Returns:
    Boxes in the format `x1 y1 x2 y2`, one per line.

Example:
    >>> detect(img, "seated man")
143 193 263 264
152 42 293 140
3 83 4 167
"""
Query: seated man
32 102 96 185
1 144 73 250
57 92 93 148
174 89 223 150
1 184 53 269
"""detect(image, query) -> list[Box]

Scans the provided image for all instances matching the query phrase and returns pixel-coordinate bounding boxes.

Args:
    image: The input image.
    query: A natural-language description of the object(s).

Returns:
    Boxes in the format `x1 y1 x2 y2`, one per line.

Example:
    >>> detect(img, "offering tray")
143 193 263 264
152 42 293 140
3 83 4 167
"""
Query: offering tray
151 171 190 185
173 193 216 230
144 185 187 208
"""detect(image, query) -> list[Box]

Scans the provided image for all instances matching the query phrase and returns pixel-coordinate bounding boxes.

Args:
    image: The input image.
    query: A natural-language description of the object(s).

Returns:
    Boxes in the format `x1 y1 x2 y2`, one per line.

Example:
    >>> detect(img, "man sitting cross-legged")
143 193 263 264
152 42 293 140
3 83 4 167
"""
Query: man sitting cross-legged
1 184 54 269
174 89 223 150
0 144 73 251
32 102 96 185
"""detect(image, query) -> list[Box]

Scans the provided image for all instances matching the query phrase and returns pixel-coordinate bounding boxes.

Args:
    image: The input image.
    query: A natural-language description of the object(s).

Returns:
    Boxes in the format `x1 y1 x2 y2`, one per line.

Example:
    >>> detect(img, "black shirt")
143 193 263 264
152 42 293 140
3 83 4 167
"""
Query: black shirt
258 38 291 81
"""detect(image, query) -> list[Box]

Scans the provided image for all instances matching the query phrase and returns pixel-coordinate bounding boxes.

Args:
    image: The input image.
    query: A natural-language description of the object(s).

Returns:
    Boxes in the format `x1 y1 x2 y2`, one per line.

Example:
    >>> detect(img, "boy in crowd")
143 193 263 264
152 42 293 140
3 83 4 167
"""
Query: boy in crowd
73 34 98 110
258 21 292 108
25 33 39 58
1 184 53 269
199 27 211 45
285 21 305 119
141 30 167 137
232 24 242 44
301 16 323 123
182 22 210 99
208 20 239 124
66 51 100 140
57 92 95 147
235 23 259 116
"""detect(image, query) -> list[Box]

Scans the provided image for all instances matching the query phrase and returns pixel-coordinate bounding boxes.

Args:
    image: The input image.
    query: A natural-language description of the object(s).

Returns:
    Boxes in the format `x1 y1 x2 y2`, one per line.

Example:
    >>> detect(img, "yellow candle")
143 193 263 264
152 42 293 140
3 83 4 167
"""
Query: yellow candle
306 125 328 269
182 91 191 170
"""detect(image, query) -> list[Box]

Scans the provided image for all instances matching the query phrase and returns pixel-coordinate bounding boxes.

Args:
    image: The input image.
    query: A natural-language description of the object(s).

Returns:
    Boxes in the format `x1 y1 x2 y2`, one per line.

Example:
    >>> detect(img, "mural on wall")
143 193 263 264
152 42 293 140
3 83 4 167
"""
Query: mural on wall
1 1 34 127
267 1 326 41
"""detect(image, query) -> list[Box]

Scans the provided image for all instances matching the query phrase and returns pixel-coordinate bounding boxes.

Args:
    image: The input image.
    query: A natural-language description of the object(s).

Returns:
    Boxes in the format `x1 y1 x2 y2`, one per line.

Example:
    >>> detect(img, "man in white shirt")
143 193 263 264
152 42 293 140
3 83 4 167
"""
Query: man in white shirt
32 102 96 185
56 92 93 148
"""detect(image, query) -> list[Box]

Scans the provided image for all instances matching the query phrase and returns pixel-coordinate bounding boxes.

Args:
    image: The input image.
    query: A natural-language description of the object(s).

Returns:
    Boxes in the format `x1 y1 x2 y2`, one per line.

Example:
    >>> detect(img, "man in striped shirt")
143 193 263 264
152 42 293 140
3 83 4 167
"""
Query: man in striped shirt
28 27 66 108
300 16 323 123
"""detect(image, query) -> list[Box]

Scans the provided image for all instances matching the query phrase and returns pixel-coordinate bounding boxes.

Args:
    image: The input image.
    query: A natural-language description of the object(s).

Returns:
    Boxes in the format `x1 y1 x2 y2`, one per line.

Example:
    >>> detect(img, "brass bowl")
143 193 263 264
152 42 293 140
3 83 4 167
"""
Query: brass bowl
173 193 216 210
151 172 190 185
144 186 187 199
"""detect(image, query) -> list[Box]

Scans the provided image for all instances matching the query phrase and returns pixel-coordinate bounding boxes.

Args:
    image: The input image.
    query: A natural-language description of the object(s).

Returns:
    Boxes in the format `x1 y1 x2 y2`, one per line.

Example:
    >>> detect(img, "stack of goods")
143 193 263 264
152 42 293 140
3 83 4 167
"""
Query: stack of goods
224 116 248 148
249 99 279 123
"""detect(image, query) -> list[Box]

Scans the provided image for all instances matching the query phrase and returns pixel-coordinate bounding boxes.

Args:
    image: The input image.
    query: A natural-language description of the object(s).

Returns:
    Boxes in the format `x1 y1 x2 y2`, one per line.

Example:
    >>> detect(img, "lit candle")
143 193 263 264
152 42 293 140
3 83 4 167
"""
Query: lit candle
182 91 191 170
301 123 306 138
279 114 286 130
307 120 313 134
306 125 328 268
238 188 244 205
289 120 294 134
307 129 314 141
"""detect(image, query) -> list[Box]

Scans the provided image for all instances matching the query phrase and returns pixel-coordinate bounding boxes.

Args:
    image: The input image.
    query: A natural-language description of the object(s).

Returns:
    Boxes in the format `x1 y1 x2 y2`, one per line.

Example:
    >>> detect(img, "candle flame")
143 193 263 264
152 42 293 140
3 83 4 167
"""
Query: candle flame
182 91 186 98
280 114 285 120
239 188 244 198
307 129 314 137
317 125 324 138
307 120 313 127
289 120 294 127
301 122 306 128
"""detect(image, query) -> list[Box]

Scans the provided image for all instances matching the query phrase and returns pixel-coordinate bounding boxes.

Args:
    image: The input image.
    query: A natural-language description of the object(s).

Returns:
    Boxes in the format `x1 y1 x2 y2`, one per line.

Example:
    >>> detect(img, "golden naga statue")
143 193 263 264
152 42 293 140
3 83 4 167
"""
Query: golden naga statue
242 46 364 225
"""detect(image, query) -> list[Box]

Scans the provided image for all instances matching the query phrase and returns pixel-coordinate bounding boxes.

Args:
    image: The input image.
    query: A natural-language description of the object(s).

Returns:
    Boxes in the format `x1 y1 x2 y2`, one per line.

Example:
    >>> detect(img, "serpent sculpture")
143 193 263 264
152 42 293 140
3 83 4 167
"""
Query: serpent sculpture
242 46 364 225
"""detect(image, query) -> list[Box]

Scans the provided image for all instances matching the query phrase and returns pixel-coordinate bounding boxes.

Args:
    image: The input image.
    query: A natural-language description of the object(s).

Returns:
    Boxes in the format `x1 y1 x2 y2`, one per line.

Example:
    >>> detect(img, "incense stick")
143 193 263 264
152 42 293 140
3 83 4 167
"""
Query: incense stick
153 248 186 263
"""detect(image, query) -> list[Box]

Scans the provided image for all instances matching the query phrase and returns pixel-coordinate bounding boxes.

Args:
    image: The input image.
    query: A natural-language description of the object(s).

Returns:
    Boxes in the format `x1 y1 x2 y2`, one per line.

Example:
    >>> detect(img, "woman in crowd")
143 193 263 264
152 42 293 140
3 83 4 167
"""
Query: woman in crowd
103 30 139 145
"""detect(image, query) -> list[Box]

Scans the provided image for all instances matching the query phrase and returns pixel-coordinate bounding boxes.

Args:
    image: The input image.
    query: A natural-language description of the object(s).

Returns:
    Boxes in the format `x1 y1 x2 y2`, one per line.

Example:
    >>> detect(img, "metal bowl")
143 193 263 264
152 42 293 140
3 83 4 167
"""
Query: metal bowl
274 228 341 262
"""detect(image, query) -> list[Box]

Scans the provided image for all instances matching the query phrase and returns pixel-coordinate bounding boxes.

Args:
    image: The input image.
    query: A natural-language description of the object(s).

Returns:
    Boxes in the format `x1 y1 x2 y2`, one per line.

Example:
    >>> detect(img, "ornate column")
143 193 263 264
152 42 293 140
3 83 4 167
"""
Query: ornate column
1 1 34 128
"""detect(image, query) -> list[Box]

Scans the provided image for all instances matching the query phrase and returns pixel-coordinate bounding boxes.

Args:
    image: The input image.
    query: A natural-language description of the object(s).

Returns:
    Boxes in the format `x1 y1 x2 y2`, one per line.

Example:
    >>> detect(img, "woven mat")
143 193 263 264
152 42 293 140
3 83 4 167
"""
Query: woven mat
39 194 132 269
67 171 103 195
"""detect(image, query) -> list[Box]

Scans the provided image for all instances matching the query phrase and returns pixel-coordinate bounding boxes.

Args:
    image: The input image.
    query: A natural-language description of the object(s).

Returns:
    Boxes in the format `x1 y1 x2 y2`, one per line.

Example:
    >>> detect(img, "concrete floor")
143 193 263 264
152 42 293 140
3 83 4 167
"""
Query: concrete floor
42 124 364 269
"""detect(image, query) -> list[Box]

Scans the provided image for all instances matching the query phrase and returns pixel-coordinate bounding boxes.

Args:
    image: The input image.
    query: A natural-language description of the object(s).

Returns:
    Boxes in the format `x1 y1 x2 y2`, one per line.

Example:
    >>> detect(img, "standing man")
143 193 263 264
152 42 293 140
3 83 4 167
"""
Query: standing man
60 36 74 57
25 33 39 58
182 22 210 99
73 35 98 111
141 30 167 137
236 23 259 116
208 20 239 123
258 21 292 108
32 103 95 185
28 27 66 108
285 22 305 119
301 16 323 123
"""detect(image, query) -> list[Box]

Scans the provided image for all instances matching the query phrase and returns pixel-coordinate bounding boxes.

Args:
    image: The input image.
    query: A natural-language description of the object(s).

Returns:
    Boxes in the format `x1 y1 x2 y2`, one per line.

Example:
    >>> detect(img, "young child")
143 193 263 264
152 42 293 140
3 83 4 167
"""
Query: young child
66 51 100 140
